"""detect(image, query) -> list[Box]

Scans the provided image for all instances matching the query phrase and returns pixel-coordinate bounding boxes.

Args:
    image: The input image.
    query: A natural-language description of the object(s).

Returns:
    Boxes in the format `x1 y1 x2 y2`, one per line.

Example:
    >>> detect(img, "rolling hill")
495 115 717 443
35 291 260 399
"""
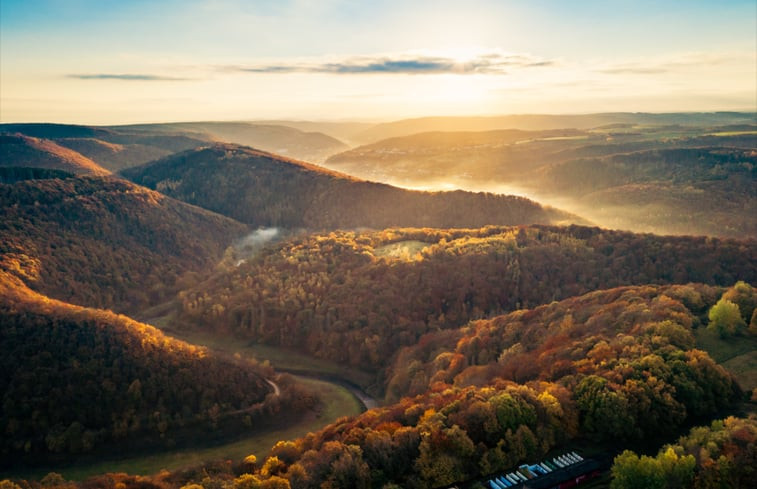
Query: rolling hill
351 112 756 144
324 128 596 187
112 122 350 164
0 174 247 312
324 124 757 238
0 134 111 176
175 283 741 489
171 225 757 392
324 125 757 191
252 119 375 146
0 271 275 467
526 147 757 237
121 143 579 230
1 115 754 489
1 123 211 172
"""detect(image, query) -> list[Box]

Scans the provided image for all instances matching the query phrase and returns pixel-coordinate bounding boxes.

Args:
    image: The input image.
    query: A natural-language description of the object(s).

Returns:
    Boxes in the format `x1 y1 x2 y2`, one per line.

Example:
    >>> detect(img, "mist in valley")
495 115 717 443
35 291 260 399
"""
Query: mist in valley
2 0 756 487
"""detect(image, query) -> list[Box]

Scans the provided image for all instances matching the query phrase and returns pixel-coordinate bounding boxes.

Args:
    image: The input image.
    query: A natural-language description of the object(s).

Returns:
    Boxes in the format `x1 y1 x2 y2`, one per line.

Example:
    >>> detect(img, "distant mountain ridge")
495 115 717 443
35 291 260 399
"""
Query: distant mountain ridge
0 134 111 176
121 143 581 230
110 121 349 163
352 112 756 144
323 123 757 238
1 123 210 172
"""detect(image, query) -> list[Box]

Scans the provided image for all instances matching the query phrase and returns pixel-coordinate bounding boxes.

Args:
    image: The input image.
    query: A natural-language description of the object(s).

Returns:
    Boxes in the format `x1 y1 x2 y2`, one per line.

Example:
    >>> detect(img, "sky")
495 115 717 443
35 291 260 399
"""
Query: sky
1 0 755 124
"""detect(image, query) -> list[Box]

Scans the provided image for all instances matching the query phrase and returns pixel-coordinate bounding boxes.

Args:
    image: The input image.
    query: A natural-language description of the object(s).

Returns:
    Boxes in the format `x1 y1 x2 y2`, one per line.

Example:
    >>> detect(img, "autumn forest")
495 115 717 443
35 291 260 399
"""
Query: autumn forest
0 110 754 489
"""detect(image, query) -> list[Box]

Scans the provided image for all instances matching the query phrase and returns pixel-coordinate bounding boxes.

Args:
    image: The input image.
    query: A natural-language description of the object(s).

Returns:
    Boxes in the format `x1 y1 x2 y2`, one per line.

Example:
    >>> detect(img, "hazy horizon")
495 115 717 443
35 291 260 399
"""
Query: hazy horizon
3 109 757 128
2 0 755 124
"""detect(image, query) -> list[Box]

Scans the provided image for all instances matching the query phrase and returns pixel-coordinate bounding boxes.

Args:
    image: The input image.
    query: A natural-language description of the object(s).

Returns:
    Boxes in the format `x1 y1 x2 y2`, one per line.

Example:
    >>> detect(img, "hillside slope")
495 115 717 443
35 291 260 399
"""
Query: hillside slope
0 174 247 312
526 147 757 237
173 225 757 386
121 144 578 230
324 125 757 238
0 134 111 176
0 272 274 467
193 284 740 489
1 123 210 172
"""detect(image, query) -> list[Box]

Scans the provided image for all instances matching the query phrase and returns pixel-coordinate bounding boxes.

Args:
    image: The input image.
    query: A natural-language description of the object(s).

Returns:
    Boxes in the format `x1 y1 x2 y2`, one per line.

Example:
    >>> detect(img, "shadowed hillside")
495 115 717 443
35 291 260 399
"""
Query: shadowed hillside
0 166 75 183
121 144 579 230
0 272 276 468
0 174 247 312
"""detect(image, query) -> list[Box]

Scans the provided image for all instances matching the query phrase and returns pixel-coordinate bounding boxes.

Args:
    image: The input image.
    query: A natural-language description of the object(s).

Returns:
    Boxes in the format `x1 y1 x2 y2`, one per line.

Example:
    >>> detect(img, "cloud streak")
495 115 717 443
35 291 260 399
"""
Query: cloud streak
224 52 554 75
599 67 668 75
67 74 190 81
597 52 736 76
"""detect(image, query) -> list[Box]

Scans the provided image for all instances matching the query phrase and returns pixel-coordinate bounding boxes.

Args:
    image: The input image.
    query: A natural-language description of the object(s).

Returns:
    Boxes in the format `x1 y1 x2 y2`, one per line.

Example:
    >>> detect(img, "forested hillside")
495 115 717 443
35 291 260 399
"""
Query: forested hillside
0 123 210 172
0 134 111 176
611 415 757 489
174 225 756 391
527 147 757 237
166 284 741 488
121 144 578 229
0 167 74 183
0 175 247 312
0 272 281 468
1 115 754 487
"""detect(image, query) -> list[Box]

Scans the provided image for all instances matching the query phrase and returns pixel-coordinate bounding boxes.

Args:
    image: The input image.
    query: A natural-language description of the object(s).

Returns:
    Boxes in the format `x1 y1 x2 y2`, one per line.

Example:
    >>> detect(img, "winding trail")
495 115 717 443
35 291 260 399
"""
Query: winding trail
266 379 281 396
276 369 377 410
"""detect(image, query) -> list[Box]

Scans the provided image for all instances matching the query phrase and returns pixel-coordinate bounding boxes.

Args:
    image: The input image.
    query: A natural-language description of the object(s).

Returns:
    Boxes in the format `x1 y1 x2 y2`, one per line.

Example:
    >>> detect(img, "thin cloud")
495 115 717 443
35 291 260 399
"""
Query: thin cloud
598 52 735 75
224 52 554 75
67 74 190 81
599 67 668 75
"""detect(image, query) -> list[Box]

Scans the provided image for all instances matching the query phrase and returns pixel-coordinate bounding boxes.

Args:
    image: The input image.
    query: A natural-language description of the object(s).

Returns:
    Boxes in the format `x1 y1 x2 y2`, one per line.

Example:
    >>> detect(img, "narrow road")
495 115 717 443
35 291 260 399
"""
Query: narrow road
266 379 280 396
276 369 378 411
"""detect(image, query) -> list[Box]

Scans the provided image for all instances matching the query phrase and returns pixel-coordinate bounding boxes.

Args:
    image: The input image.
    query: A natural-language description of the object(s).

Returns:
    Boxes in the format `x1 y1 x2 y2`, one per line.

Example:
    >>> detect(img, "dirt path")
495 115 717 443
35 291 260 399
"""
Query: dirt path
266 379 281 396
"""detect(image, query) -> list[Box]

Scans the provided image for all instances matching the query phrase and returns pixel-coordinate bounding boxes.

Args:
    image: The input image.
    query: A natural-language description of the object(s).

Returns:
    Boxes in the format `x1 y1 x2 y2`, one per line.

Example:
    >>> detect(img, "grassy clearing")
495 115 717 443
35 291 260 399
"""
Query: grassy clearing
722 352 757 392
12 377 362 481
373 240 428 260
695 327 757 391
694 327 757 363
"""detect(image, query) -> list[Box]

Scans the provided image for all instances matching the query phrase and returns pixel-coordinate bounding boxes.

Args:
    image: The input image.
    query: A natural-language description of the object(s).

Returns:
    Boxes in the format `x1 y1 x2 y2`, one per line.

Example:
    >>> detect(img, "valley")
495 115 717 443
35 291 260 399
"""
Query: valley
1 112 755 489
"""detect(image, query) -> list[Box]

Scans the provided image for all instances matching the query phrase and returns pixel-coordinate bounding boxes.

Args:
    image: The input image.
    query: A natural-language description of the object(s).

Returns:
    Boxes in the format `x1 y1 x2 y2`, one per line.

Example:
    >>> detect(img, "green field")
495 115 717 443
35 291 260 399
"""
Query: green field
694 327 757 363
695 327 757 391
722 352 757 392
